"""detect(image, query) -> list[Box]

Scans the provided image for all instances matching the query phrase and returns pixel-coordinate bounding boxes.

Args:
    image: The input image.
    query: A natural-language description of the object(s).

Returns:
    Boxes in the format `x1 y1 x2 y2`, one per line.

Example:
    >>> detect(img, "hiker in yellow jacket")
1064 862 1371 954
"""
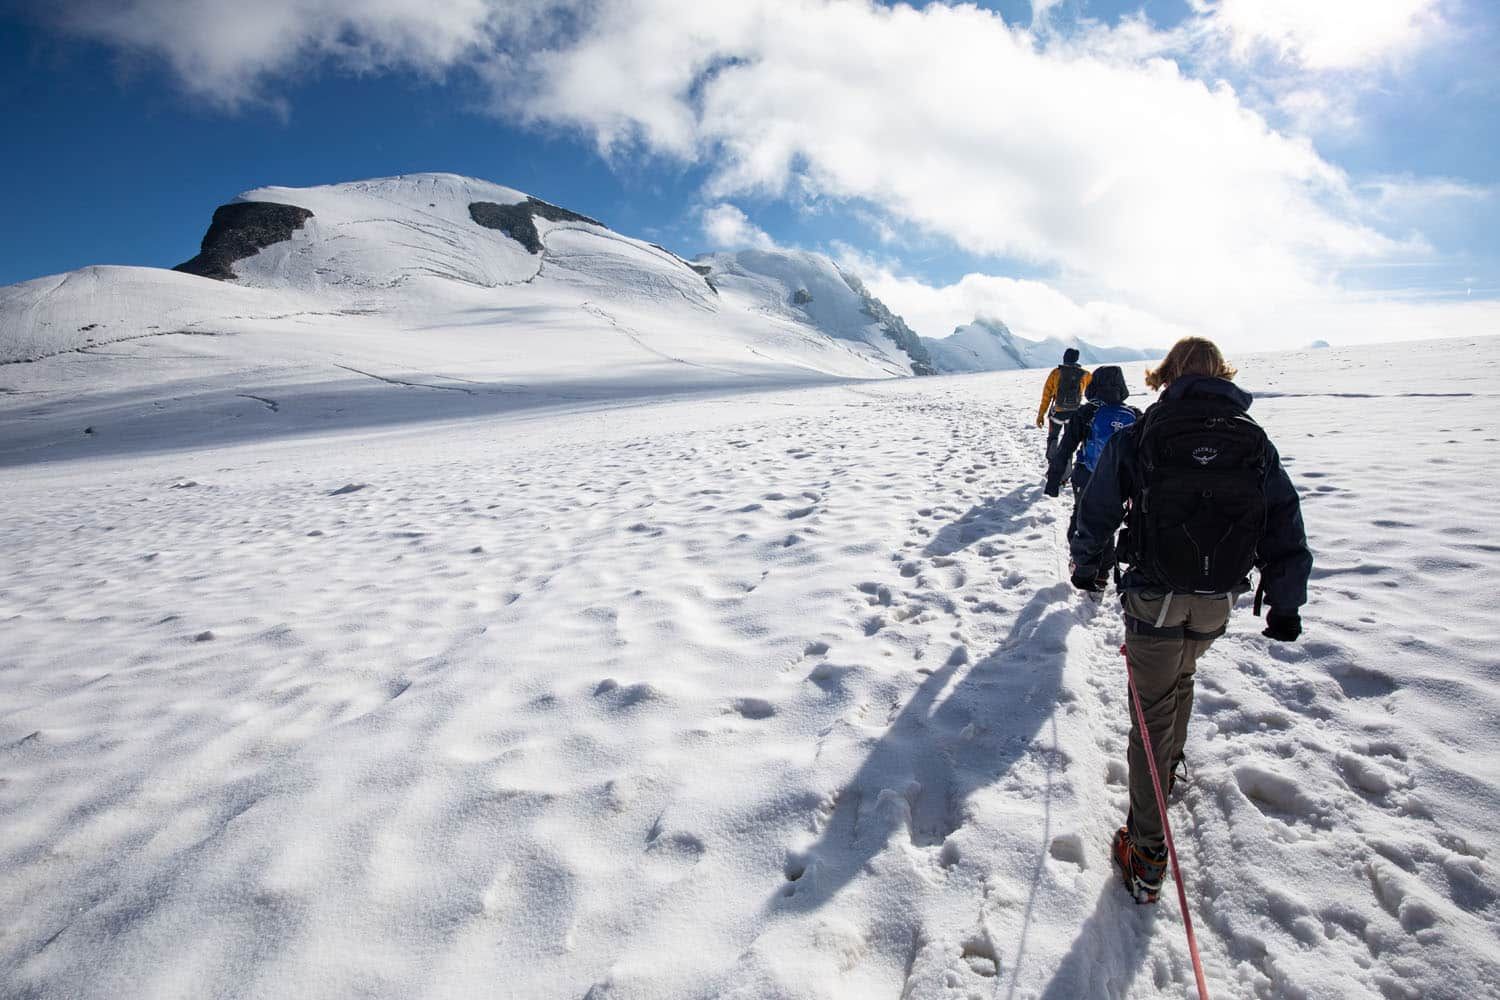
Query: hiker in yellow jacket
1037 348 1092 459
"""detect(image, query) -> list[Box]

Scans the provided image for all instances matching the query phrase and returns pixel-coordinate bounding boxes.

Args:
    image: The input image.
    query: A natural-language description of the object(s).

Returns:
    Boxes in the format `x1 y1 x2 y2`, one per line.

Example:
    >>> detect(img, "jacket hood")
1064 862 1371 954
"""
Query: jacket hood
1163 374 1253 410
1085 365 1129 404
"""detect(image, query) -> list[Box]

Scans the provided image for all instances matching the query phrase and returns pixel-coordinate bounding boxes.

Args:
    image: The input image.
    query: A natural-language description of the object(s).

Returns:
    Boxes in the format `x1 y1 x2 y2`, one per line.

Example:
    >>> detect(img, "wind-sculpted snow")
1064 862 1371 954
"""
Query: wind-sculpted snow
1 339 1497 998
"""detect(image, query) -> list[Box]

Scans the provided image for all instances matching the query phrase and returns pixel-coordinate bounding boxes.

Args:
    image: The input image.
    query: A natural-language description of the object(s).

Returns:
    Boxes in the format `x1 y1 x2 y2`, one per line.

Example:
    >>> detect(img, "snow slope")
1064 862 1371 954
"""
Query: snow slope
695 249 936 374
0 173 918 382
1 336 1496 999
924 317 1158 373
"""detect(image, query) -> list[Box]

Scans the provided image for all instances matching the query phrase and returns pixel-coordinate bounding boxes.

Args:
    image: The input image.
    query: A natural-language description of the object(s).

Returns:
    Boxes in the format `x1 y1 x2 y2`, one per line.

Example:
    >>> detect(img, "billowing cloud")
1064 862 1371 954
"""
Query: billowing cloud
45 0 560 107
1204 0 1442 71
845 257 1500 352
701 203 777 251
832 246 1194 348
506 0 1413 345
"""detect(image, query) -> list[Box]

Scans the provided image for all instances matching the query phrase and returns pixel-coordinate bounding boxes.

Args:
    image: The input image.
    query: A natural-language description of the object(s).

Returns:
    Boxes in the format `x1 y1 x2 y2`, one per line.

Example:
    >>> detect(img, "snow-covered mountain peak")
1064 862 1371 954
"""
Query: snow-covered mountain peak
924 315 1157 373
1 173 930 380
180 172 631 296
244 172 530 223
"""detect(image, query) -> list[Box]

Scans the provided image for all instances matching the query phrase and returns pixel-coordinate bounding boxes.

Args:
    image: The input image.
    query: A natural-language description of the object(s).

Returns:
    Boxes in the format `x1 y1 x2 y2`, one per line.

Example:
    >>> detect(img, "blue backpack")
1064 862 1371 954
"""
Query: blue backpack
1080 403 1136 471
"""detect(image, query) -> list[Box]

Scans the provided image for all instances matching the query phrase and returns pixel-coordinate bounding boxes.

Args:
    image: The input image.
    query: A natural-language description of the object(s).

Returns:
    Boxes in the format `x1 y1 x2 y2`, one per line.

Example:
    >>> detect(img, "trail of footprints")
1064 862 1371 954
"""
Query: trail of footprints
723 392 1101 999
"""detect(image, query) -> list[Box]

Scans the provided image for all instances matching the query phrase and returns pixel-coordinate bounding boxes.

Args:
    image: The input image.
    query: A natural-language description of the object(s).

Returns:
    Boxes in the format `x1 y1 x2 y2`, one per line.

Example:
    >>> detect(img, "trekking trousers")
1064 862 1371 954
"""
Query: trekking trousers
1120 590 1232 853
1046 408 1076 460
1067 470 1116 573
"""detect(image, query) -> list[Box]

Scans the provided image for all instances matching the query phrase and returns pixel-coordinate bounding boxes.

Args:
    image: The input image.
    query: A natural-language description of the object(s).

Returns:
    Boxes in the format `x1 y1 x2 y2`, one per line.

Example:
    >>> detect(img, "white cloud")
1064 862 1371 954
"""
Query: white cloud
502 0 1417 347
701 203 777 251
834 249 1193 349
1029 0 1066 30
1273 87 1362 136
47 0 558 107
1203 0 1443 71
845 258 1500 354
1358 176 1493 215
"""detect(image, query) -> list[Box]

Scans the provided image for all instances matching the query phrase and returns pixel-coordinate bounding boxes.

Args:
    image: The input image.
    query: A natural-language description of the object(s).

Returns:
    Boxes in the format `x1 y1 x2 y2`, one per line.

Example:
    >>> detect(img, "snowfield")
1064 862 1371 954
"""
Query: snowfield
2 331 1498 999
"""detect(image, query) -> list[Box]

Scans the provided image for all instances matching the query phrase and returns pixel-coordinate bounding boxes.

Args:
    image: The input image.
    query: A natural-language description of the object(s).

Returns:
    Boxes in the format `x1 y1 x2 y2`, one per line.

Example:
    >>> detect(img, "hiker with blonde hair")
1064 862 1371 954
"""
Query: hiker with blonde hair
1069 336 1312 903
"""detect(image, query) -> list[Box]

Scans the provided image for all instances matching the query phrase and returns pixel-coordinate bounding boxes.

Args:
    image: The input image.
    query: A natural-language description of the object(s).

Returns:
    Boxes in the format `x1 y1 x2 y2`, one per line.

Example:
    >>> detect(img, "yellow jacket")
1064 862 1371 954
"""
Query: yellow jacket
1036 365 1092 426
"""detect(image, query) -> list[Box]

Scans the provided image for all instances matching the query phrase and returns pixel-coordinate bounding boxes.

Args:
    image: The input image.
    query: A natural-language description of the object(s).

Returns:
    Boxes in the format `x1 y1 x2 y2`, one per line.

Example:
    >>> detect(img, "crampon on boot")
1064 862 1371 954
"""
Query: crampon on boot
1112 827 1167 904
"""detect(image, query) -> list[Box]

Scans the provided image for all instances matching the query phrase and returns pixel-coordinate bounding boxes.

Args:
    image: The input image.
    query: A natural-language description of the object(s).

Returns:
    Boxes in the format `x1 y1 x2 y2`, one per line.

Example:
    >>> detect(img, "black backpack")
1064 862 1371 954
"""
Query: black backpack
1125 396 1269 594
1055 365 1086 411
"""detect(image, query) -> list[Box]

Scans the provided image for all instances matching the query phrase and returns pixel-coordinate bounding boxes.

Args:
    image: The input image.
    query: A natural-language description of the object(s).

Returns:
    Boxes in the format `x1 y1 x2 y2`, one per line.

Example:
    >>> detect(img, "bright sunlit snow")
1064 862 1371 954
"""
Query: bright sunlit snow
1 174 1497 1000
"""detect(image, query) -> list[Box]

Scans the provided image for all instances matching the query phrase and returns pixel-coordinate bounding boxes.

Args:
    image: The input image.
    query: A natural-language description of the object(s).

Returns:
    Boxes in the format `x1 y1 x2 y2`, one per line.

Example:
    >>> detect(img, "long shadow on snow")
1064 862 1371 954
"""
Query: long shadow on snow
1034 883 1155 999
0 369 862 469
771 584 1073 916
923 482 1047 558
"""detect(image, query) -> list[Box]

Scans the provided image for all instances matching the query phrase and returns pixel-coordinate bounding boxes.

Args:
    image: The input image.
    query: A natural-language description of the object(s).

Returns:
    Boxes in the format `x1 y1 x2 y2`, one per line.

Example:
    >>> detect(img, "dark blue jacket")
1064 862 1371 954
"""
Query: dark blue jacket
1070 375 1312 610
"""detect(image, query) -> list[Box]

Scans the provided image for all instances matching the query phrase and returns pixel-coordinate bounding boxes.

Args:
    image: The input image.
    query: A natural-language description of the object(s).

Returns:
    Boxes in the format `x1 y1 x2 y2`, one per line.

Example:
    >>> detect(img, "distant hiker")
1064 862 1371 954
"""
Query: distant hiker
1036 348 1091 460
1043 365 1141 587
1069 337 1311 904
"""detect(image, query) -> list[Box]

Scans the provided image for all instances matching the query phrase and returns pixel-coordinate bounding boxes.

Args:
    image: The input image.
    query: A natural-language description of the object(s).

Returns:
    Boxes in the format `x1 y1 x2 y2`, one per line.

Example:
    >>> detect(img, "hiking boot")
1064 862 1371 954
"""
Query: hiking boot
1112 827 1167 904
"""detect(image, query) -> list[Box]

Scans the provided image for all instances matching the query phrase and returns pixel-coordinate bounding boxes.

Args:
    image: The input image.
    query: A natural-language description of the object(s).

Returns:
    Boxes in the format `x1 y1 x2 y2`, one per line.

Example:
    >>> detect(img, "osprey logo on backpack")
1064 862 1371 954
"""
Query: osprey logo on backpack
1192 446 1219 466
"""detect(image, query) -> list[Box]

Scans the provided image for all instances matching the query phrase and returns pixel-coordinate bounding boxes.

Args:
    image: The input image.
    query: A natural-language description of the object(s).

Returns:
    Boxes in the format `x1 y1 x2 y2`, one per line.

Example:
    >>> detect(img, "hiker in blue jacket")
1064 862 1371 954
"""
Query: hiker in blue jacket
1044 365 1141 588
1069 337 1312 904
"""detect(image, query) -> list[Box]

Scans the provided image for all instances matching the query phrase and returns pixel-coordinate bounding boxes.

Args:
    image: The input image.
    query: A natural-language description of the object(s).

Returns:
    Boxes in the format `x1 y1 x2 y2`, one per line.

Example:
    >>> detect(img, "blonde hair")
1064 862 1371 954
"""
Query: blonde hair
1145 336 1237 392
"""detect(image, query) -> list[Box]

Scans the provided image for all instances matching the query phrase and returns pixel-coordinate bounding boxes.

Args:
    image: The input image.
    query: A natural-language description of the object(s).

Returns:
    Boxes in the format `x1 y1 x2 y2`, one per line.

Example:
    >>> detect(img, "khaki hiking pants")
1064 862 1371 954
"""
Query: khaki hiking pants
1121 590 1232 853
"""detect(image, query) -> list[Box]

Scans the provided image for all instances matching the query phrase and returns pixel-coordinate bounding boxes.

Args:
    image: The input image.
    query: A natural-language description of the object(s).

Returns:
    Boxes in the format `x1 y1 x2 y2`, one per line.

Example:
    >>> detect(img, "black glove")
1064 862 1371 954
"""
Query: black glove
1262 609 1302 642
1071 567 1105 593
1044 480 1061 498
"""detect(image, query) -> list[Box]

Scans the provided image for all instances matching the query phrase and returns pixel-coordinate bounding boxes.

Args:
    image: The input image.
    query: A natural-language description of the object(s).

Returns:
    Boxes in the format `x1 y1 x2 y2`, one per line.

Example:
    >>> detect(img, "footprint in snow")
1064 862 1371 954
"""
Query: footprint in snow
1327 662 1400 700
1049 832 1087 869
730 697 777 720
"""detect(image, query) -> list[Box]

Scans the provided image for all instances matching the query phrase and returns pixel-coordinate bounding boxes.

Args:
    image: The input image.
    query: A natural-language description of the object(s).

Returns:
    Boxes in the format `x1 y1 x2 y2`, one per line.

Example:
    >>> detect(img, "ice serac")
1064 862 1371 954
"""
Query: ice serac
693 248 936 375
923 317 1158 373
174 202 315 280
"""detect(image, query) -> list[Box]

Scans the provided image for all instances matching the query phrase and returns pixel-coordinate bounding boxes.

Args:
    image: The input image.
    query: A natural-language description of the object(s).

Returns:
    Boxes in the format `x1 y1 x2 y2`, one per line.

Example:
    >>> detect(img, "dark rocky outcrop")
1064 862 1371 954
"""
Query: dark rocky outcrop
688 262 719 293
469 197 604 255
690 264 720 294
838 269 937 376
175 202 314 280
792 288 813 306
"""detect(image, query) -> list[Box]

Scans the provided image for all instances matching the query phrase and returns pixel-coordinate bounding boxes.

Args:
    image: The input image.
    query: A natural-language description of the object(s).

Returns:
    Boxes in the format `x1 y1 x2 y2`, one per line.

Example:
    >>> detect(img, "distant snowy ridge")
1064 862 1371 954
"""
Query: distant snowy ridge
692 249 936 375
923 317 1158 372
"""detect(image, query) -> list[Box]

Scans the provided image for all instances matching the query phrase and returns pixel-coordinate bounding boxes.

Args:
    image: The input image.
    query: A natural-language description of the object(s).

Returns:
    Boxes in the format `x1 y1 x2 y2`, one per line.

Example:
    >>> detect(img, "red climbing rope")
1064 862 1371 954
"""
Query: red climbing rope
1122 644 1211 1000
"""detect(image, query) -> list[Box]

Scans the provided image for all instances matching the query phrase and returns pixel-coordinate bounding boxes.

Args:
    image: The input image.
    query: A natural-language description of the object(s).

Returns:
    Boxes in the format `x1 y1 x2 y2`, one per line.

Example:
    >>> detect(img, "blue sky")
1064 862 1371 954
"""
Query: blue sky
2 0 1496 349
